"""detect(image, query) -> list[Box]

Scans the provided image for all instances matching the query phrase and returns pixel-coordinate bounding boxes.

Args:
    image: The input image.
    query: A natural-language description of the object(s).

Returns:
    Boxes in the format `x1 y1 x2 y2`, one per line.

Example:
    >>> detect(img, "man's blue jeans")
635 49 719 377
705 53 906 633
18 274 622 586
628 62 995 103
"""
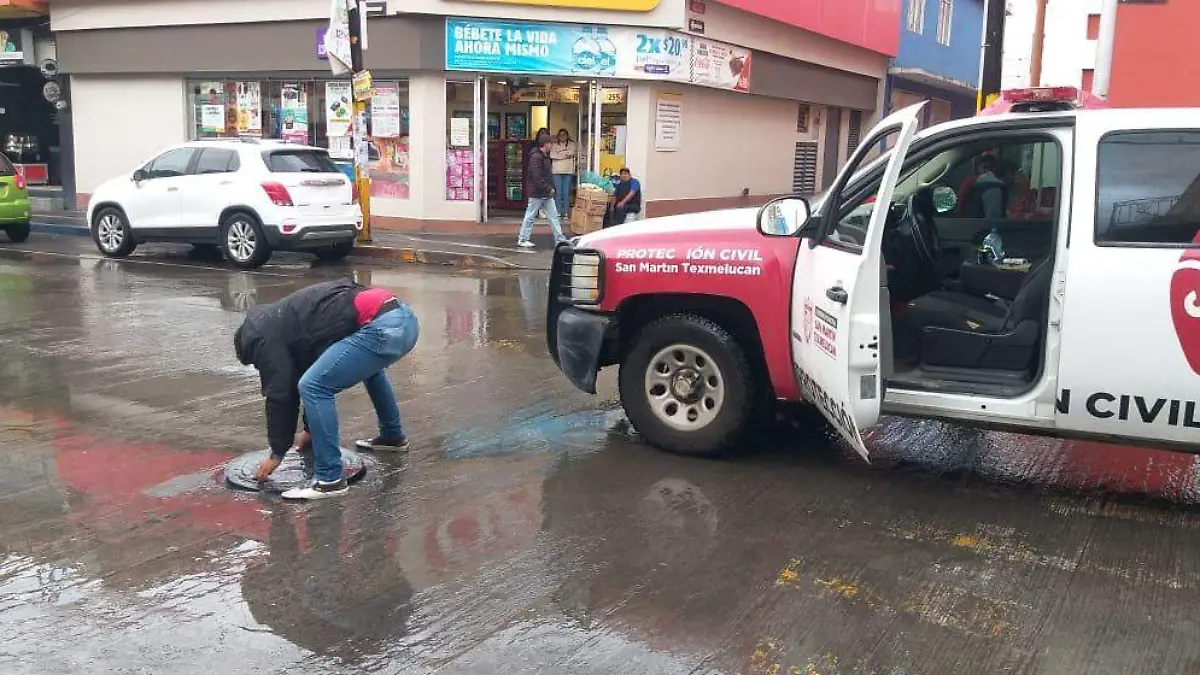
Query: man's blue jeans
298 304 420 483
552 174 573 216
519 197 566 244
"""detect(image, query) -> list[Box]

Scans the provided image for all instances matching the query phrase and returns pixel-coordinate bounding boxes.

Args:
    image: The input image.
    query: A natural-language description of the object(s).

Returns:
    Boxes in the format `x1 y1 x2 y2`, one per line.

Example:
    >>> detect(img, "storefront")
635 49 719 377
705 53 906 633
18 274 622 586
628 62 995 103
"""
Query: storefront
53 1 884 228
0 15 62 188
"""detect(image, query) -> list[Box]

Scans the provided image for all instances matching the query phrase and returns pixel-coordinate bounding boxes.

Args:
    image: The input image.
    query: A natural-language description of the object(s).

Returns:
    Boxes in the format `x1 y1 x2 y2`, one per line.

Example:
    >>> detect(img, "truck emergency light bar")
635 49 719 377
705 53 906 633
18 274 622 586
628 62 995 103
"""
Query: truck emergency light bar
977 86 1108 116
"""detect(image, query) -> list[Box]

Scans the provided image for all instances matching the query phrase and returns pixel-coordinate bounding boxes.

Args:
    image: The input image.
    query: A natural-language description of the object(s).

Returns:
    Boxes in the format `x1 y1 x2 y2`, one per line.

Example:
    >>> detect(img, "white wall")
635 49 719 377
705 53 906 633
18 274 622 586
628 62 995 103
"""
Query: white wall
71 75 187 195
643 85 795 203
50 0 327 30
1003 0 1100 89
690 1 889 78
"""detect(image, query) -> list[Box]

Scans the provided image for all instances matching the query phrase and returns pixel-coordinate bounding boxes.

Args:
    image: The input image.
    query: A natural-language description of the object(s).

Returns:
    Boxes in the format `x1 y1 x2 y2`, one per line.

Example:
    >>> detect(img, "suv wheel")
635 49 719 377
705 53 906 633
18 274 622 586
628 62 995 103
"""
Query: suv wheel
314 240 355 262
221 213 271 270
4 219 30 243
619 314 759 458
92 208 136 258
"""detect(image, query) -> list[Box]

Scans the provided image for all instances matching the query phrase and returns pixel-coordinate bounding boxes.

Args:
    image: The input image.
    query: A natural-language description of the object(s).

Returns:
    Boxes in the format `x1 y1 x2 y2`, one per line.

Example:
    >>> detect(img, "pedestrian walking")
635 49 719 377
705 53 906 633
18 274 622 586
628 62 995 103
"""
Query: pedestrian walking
235 279 419 500
517 131 567 248
549 128 578 217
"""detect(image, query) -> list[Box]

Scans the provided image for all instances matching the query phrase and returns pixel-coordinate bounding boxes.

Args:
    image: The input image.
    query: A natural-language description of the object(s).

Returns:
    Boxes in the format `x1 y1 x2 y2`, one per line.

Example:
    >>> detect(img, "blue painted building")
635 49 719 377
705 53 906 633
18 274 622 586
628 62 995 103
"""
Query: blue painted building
886 0 984 124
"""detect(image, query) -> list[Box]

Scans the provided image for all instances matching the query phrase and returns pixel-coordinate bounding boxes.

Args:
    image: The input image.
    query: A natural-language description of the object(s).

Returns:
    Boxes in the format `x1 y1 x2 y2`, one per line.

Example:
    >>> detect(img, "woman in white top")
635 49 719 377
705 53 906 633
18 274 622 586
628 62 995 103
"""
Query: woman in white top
549 129 578 218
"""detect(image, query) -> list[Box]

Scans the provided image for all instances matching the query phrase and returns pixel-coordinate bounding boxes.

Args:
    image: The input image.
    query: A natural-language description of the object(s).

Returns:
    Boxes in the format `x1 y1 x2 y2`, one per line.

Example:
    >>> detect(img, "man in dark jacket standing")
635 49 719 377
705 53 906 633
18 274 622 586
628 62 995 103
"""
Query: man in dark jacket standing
234 279 419 499
517 131 567 249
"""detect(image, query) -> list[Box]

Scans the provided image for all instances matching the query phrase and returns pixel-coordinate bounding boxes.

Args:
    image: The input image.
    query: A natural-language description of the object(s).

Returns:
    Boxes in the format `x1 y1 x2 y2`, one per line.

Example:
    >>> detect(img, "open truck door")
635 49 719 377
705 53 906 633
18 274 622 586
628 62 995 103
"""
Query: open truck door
779 103 925 459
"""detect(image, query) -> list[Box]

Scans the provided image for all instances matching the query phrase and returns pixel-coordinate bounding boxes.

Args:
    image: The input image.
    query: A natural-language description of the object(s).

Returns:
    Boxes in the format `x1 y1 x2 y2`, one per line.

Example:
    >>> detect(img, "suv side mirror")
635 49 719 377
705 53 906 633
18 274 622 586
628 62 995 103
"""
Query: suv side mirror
132 169 149 182
756 196 811 237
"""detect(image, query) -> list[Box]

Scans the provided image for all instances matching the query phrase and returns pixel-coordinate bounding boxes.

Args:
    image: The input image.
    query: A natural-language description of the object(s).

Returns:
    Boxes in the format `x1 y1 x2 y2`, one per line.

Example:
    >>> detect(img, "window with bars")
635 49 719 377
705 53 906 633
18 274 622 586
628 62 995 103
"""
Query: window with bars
846 110 863 157
793 142 818 196
906 0 925 33
937 0 954 44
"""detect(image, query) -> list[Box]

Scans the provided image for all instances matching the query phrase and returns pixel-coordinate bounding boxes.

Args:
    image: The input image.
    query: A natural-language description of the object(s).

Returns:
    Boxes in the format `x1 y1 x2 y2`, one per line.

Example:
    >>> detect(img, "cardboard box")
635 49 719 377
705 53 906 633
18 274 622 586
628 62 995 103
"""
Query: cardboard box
570 205 605 235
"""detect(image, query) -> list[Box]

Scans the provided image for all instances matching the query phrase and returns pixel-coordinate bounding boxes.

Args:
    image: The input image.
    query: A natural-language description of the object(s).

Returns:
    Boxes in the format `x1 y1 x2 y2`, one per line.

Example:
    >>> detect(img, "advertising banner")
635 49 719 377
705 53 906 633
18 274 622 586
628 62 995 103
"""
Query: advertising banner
325 81 353 158
446 19 750 92
454 0 660 9
445 19 687 81
280 83 309 144
690 37 751 93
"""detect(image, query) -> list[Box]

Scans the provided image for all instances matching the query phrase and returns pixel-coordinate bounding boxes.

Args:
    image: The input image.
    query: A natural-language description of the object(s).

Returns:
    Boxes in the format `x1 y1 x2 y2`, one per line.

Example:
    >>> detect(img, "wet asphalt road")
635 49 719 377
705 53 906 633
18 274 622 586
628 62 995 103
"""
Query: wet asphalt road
3 237 1200 674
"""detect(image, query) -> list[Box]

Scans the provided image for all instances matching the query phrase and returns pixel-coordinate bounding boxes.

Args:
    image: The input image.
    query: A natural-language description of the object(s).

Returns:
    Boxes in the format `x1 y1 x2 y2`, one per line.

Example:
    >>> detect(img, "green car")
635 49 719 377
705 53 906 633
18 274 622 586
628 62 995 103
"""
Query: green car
0 153 31 242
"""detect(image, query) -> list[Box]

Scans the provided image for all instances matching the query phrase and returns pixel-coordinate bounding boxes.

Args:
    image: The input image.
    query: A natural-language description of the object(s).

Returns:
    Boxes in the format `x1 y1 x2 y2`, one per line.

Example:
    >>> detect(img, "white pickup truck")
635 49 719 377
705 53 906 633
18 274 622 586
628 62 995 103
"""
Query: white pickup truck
547 98 1200 459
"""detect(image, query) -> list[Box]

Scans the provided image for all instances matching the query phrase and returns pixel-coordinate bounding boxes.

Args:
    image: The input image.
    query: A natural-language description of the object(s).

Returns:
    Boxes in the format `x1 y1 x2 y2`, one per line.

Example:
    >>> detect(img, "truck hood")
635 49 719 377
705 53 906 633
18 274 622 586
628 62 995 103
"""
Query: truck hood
576 208 759 249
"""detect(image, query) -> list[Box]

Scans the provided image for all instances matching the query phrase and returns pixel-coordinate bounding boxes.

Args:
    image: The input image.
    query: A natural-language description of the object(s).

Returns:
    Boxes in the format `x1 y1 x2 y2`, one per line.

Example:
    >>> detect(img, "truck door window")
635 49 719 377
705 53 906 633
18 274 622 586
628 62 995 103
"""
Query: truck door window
1096 130 1200 246
827 134 898 252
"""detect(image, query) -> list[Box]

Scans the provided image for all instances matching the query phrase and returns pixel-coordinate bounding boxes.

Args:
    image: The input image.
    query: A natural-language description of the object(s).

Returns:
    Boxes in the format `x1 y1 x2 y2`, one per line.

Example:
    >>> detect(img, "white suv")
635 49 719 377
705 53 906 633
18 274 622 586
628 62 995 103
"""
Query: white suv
87 139 362 269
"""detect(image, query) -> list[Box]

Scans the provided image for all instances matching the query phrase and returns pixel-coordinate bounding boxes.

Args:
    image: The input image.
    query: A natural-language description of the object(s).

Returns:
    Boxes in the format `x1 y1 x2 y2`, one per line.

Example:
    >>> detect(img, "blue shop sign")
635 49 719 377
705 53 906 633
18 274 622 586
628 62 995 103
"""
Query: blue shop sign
446 18 621 77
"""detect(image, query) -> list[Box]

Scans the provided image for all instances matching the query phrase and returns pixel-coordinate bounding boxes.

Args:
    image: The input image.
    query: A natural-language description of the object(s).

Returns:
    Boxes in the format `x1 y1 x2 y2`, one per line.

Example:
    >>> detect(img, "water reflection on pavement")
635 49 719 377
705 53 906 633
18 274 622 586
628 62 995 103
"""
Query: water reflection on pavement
1 242 1200 674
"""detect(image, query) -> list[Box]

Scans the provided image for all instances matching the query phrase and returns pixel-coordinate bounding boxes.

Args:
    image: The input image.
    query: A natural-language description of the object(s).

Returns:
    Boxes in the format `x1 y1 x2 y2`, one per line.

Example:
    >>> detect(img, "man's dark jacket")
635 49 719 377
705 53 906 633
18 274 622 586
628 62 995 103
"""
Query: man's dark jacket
234 279 363 458
527 146 554 199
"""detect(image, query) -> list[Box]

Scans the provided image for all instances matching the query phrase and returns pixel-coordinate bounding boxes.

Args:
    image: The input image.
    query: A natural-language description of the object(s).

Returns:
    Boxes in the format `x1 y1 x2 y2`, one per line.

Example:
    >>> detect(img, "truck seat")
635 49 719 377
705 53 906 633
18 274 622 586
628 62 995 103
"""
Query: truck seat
904 258 1053 371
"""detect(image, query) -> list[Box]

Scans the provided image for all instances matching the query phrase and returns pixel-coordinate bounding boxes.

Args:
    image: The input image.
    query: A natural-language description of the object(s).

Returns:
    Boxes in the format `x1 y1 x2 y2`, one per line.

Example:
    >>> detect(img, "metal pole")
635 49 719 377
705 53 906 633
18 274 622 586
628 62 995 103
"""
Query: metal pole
1093 0 1119 97
1030 0 1048 86
348 0 372 242
977 0 1006 111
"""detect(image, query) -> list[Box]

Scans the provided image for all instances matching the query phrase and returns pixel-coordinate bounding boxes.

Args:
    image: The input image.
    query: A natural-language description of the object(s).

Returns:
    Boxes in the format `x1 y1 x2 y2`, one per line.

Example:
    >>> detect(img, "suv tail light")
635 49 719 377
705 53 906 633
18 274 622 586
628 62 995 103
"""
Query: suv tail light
261 181 293 207
13 174 25 190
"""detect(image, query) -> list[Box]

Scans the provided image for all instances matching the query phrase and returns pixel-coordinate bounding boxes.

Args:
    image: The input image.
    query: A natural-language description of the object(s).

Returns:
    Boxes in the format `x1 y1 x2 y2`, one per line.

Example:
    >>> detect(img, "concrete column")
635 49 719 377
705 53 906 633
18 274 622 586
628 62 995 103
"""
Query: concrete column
1093 0 1119 97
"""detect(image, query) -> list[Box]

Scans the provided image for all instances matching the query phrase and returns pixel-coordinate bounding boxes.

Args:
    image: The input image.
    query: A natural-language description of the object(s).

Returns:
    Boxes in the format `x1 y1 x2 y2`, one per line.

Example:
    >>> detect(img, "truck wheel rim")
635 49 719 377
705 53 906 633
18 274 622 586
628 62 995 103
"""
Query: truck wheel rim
97 214 123 251
645 343 725 431
227 220 257 262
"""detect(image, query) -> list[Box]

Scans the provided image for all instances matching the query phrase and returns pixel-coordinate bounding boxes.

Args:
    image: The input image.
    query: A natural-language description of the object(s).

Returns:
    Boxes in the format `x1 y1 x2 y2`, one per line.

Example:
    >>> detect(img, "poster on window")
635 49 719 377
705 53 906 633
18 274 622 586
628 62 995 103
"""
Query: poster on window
325 81 353 158
371 82 402 138
200 104 225 134
689 37 751 92
280 83 309 144
446 149 475 201
236 82 262 135
371 139 410 199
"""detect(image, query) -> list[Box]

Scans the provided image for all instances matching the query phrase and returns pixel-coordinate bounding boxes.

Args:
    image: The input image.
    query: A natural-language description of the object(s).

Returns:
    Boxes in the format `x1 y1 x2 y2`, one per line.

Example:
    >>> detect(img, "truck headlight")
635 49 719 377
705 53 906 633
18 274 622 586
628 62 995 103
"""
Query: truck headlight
569 251 602 304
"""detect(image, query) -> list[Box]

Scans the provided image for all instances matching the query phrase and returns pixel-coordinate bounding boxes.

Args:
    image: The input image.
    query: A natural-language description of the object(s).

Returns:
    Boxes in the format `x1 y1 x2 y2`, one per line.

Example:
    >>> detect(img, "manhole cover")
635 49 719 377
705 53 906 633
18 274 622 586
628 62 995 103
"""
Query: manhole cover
225 447 370 492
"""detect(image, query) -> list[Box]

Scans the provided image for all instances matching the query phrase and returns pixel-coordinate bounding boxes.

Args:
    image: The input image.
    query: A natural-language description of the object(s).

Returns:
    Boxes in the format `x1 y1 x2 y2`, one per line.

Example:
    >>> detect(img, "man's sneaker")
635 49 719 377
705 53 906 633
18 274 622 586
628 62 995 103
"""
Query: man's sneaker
355 436 410 452
281 478 349 500
517 240 536 249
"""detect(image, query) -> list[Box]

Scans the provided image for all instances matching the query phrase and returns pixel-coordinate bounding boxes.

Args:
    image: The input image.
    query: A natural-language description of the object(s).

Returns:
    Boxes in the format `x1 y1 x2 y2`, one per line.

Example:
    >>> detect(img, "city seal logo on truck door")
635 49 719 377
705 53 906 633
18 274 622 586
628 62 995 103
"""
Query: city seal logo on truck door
1170 246 1200 375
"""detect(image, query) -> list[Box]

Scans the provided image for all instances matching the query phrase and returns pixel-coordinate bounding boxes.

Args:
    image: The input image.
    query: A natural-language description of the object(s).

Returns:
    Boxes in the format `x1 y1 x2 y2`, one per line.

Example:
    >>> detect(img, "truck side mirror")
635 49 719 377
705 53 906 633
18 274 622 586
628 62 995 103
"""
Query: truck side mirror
757 196 811 237
132 169 149 182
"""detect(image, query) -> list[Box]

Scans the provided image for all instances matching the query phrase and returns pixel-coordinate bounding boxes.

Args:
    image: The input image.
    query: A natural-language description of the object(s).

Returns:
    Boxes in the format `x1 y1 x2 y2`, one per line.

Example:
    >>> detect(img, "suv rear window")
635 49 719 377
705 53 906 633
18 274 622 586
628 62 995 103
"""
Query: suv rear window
263 149 339 173
0 153 14 176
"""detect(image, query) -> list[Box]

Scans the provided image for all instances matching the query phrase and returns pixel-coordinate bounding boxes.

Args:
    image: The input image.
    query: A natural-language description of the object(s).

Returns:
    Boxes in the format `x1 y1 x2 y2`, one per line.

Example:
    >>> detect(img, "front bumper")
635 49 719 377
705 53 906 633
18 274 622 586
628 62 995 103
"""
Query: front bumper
263 223 357 250
547 242 610 394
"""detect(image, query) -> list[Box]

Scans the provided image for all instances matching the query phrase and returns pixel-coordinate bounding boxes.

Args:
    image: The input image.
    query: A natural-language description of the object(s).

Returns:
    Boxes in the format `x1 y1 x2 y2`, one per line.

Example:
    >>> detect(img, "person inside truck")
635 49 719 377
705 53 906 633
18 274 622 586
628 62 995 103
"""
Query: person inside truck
957 155 1009 219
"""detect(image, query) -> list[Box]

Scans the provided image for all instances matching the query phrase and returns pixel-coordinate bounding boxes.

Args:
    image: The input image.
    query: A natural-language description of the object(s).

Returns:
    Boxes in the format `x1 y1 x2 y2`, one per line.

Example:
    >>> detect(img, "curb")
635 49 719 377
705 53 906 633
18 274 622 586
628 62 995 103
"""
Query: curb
31 221 89 237
28 221 551 271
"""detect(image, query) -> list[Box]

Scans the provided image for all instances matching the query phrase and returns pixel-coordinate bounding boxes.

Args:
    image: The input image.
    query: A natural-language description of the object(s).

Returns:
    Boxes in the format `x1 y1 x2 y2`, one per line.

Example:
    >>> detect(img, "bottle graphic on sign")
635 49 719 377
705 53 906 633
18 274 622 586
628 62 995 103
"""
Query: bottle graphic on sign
572 35 601 74
595 34 617 75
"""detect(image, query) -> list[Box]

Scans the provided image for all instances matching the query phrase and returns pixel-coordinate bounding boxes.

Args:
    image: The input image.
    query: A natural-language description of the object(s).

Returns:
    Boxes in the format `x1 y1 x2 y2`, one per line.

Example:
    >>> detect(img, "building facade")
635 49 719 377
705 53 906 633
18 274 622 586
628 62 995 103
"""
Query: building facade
886 0 984 125
0 0 64 190
1002 0 1102 93
50 0 900 229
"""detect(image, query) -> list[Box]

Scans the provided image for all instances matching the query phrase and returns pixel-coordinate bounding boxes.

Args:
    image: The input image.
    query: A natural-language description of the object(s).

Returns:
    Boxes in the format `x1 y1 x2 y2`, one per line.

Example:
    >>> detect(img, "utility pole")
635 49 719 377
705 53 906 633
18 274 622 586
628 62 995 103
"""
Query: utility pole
1093 0 1119 97
347 0 372 242
1030 0 1047 86
977 0 1007 111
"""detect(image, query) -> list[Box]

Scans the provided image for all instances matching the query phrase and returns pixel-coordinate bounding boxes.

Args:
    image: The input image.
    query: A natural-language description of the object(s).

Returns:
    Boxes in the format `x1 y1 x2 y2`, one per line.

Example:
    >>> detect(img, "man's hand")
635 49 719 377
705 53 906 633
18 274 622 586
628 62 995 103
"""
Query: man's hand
255 456 283 483
294 430 311 450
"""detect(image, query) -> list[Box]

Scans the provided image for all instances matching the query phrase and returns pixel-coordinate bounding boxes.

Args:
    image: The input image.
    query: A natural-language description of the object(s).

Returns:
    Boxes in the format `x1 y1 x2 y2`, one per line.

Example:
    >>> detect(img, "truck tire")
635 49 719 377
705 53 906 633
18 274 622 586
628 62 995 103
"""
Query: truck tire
619 313 759 457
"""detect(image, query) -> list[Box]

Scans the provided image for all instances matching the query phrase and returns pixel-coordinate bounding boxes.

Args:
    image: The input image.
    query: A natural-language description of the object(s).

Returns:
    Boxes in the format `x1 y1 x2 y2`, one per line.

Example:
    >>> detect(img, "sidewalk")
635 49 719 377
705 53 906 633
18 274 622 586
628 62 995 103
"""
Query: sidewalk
28 210 560 271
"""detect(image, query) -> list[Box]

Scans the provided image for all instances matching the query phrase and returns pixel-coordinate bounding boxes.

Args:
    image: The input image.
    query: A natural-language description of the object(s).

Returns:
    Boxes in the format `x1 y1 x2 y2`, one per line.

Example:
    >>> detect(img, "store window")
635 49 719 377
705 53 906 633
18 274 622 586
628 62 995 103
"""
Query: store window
187 78 411 199
446 80 477 203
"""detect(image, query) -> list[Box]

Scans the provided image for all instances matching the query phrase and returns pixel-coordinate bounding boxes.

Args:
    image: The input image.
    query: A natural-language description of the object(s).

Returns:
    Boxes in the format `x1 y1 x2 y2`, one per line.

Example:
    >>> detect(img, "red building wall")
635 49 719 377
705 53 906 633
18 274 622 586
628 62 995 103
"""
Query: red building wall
714 0 901 56
1109 0 1200 107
